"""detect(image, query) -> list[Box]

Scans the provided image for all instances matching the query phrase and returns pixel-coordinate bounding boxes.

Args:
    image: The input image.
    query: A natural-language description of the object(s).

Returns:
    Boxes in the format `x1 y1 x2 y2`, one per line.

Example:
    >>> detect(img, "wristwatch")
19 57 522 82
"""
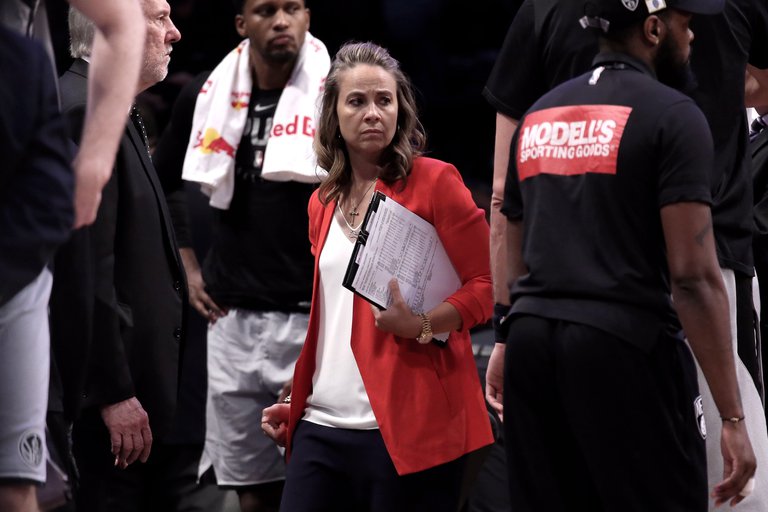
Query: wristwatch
416 313 433 344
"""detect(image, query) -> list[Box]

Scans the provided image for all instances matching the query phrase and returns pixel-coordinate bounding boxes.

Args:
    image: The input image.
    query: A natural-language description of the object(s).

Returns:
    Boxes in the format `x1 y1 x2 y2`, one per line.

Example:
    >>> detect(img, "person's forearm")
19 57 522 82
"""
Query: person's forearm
491 113 518 303
490 210 510 304
425 301 463 335
491 220 526 344
68 0 144 227
179 247 201 276
674 275 744 419
75 28 142 173
662 203 745 420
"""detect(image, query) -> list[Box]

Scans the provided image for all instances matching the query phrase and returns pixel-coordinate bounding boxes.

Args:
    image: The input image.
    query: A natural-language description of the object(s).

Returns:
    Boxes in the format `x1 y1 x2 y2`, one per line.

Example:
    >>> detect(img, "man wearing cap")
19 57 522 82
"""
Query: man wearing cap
497 1 756 510
486 0 768 508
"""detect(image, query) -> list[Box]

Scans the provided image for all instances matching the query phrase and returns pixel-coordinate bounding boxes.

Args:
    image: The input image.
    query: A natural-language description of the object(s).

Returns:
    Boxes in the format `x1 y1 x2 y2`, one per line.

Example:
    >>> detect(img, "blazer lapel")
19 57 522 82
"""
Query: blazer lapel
72 58 184 279
317 197 335 255
125 122 185 274
752 129 768 162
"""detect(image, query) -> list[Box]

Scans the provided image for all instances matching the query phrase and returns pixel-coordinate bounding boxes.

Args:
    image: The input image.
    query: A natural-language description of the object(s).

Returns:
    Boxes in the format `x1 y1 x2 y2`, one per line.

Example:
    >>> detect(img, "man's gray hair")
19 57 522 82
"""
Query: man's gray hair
68 6 95 59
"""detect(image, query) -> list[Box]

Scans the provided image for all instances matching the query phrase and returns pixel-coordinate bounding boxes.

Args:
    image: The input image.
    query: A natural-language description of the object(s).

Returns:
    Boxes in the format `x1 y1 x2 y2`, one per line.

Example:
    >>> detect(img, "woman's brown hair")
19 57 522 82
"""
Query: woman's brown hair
315 41 426 205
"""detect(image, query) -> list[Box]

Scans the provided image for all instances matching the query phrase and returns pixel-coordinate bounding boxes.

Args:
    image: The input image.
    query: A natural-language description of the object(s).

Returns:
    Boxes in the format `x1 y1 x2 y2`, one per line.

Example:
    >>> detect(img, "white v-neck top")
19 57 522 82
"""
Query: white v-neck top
303 218 377 429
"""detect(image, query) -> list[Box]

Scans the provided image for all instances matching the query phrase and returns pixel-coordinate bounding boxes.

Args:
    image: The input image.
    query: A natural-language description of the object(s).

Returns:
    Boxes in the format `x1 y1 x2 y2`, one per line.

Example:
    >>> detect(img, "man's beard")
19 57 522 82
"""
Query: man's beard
264 46 298 64
141 58 169 90
655 36 697 94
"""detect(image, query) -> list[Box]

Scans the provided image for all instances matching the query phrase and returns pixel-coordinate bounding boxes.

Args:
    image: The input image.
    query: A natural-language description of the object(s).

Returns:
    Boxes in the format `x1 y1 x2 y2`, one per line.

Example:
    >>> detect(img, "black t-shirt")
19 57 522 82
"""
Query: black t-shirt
686 0 768 276
233 87 280 182
487 0 768 276
482 0 598 120
205 87 314 311
153 73 314 312
502 53 713 351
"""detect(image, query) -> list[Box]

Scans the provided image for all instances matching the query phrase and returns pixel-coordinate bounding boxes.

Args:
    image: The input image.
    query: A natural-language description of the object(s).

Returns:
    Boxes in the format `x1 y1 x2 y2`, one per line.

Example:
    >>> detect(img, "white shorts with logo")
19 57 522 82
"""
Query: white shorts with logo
0 269 51 483
695 269 768 511
199 309 307 487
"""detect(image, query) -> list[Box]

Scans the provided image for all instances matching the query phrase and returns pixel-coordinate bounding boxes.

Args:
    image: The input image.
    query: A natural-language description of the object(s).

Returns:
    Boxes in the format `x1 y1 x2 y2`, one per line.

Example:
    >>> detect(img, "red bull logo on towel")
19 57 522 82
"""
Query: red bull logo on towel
193 128 237 158
516 105 631 181
230 91 250 110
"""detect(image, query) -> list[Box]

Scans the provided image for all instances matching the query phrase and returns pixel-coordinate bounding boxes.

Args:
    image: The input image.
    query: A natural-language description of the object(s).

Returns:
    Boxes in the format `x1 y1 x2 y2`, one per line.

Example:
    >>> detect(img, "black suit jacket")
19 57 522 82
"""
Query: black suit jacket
752 124 768 316
0 26 74 305
752 125 768 244
752 124 768 418
50 59 187 440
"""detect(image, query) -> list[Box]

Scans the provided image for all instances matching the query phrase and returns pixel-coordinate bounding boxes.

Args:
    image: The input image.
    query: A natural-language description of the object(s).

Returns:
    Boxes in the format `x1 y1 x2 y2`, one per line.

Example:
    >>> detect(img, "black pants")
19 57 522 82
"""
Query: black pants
503 316 706 512
72 412 225 512
735 273 764 405
280 421 465 512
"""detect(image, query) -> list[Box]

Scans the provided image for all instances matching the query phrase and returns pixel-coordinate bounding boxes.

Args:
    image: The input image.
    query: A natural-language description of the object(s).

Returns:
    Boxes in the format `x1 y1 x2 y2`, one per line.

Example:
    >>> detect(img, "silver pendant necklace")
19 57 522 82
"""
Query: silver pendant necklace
338 178 377 239
337 201 362 239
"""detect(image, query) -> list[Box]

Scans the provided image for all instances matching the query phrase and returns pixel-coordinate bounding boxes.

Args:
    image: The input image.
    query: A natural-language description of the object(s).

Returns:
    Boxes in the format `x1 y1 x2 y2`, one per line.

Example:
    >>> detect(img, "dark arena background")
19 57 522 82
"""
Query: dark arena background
47 0 523 210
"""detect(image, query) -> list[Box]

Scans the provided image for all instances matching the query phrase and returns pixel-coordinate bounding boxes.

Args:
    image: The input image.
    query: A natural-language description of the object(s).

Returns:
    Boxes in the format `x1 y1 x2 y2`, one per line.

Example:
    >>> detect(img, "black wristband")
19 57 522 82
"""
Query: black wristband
492 303 513 344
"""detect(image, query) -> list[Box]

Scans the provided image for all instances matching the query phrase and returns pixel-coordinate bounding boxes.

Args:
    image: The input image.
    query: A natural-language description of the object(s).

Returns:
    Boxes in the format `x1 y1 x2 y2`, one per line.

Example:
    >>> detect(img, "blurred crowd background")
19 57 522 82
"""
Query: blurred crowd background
46 0 524 211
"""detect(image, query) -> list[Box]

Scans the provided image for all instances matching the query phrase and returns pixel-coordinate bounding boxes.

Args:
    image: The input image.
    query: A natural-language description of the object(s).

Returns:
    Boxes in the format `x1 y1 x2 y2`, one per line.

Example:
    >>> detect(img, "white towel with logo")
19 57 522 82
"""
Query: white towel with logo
182 33 330 209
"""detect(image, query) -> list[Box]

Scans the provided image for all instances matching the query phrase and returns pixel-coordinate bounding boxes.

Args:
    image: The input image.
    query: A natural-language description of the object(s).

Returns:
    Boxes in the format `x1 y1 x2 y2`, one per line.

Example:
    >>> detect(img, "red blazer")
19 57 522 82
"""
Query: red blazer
288 157 494 475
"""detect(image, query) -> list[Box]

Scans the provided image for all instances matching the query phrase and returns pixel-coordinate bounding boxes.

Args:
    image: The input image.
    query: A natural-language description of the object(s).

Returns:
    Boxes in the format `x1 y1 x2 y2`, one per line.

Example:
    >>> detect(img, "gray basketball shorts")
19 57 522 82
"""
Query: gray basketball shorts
199 309 308 487
0 269 51 483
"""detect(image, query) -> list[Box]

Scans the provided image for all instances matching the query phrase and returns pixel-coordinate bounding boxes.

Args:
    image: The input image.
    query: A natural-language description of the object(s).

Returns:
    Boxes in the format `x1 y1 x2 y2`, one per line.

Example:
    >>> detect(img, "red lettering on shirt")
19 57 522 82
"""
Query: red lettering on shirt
302 116 314 137
516 105 632 181
270 115 315 138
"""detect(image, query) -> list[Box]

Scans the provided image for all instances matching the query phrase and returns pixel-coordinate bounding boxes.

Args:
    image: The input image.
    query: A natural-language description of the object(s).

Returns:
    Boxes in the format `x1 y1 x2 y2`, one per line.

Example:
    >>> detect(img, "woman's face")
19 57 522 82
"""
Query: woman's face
336 64 399 162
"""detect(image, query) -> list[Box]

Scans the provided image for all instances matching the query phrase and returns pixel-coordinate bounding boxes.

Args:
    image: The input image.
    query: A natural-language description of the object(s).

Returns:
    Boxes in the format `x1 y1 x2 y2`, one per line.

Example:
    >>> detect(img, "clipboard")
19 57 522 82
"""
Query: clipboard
342 191 461 346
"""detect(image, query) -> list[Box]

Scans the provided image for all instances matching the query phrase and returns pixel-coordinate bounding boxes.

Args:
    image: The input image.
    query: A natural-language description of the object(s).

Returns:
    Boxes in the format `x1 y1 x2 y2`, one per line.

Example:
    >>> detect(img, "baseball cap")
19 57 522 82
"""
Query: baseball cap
580 0 724 33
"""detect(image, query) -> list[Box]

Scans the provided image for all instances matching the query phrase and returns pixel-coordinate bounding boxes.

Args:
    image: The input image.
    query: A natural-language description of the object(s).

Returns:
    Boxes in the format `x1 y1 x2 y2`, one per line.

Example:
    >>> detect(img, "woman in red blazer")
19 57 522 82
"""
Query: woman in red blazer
262 41 493 511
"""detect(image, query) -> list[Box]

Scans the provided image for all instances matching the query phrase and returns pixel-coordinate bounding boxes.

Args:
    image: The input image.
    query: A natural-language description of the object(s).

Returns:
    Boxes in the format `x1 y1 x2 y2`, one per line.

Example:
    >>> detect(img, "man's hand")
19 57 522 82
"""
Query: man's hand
370 279 422 338
261 403 290 447
713 421 757 507
187 265 226 323
100 397 152 469
179 247 226 323
485 343 505 422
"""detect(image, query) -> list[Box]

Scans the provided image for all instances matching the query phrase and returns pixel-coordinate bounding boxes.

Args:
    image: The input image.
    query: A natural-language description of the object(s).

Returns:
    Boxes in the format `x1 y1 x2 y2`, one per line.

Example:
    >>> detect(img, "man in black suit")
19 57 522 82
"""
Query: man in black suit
750 107 768 426
49 0 185 509
0 25 74 512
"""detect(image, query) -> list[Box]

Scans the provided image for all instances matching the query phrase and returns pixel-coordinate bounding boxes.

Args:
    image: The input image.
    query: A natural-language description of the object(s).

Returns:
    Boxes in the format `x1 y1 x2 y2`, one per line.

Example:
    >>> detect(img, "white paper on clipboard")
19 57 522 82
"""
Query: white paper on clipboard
342 192 460 341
